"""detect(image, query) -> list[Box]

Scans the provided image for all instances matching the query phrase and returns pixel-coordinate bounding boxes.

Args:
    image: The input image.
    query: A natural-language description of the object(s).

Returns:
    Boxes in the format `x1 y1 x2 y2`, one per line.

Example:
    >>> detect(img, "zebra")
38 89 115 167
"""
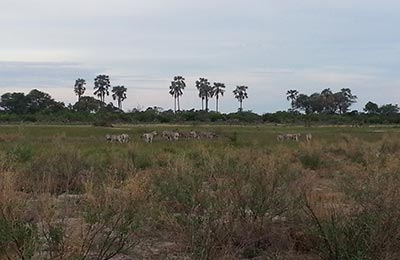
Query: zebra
280 133 301 141
105 134 130 143
189 130 200 139
276 134 284 141
162 131 179 141
143 131 157 143
199 131 217 139
120 134 130 143
105 134 120 143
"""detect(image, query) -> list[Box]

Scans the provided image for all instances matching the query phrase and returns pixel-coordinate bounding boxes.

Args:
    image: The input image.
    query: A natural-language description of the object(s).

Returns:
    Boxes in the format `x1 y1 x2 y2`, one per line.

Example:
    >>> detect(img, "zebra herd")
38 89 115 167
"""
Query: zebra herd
277 133 312 142
105 131 312 144
105 130 218 144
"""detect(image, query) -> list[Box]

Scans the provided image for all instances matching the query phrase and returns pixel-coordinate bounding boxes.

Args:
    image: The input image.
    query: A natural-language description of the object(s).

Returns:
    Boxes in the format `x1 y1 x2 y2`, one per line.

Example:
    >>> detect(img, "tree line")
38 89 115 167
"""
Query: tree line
1 76 400 125
286 88 400 116
73 74 249 113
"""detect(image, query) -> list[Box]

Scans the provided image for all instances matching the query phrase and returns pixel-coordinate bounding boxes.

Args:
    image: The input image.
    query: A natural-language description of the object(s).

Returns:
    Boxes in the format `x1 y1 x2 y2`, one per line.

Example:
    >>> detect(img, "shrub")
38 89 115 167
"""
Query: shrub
22 148 89 194
299 152 324 170
7 143 34 163
92 119 113 127
0 171 40 259
73 177 147 259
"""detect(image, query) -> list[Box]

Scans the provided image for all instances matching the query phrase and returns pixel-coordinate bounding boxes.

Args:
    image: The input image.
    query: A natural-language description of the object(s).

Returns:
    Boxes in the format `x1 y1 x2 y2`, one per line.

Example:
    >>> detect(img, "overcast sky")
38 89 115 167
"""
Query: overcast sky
1 0 399 113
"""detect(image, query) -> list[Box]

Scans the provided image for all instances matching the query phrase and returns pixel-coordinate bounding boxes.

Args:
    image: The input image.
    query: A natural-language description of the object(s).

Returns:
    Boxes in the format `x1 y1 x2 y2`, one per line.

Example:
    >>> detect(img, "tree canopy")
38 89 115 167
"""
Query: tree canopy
196 78 213 111
112 86 127 110
0 89 65 114
233 85 249 112
169 76 186 112
94 75 110 103
286 88 357 115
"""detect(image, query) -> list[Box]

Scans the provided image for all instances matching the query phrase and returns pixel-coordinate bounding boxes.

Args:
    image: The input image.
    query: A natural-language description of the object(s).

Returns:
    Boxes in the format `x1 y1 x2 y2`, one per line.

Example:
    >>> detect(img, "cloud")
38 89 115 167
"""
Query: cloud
0 61 99 88
0 1 399 113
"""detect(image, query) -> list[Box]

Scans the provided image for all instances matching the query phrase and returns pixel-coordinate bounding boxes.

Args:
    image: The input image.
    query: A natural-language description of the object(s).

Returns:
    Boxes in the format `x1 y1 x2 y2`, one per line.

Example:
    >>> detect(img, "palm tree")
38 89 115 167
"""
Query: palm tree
286 89 299 110
74 78 86 101
198 87 206 110
286 89 299 102
94 75 110 103
196 78 213 111
169 76 186 112
112 85 127 110
213 82 225 113
233 85 248 112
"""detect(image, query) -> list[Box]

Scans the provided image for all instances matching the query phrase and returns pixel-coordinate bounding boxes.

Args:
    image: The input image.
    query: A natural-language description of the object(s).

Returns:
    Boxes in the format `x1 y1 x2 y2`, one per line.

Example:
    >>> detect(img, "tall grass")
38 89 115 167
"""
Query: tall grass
0 125 400 259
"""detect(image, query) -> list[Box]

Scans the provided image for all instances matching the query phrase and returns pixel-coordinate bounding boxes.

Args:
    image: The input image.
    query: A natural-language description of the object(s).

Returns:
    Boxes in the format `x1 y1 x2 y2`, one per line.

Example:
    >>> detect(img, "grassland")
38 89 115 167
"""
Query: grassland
1 124 400 260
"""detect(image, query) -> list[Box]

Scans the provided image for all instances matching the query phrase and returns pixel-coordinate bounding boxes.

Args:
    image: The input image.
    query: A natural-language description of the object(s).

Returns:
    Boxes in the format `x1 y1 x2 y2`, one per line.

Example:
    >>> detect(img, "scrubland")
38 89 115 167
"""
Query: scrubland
1 124 400 260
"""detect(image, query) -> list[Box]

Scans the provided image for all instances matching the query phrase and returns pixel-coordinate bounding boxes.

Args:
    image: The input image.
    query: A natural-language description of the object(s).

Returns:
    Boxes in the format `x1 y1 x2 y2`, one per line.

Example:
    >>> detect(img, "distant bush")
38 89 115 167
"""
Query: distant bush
92 119 113 127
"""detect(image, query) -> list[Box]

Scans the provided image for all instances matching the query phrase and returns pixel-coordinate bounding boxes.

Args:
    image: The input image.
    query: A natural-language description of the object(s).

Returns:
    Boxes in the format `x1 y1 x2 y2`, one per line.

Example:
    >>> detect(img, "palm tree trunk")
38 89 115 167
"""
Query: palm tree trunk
177 95 180 111
201 98 204 111
174 96 177 113
205 96 209 112
240 100 243 112
118 99 122 110
216 95 219 113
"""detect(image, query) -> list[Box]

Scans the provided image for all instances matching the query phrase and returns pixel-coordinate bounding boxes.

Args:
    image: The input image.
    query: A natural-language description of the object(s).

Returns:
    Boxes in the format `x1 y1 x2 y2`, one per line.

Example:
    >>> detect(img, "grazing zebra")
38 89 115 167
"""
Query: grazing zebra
106 134 120 143
162 131 179 141
143 131 157 143
177 131 191 139
189 130 200 139
279 133 301 142
120 134 130 143
291 133 301 141
199 131 217 139
105 134 130 143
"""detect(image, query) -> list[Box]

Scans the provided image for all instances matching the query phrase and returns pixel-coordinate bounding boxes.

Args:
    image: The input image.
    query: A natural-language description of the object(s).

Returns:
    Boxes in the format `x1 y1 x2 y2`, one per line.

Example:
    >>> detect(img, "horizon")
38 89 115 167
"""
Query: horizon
1 0 399 113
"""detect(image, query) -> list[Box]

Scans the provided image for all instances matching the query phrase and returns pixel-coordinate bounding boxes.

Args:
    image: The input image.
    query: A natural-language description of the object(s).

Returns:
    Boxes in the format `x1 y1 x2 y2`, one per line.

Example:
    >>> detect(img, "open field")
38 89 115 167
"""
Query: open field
1 124 400 260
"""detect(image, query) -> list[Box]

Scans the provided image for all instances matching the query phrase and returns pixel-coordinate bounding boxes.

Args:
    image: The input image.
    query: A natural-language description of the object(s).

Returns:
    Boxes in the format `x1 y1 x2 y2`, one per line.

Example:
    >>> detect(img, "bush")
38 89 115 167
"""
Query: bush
22 148 89 194
92 119 113 127
299 152 324 170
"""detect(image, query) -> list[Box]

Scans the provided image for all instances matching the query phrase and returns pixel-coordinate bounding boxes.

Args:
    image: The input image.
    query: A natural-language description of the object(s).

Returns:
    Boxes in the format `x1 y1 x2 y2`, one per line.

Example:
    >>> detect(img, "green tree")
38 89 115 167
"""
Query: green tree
233 85 248 112
196 78 213 111
213 82 225 113
309 93 324 114
0 92 28 114
335 88 357 114
26 89 59 114
286 89 299 109
112 85 127 110
0 90 64 114
295 94 312 114
74 78 86 101
320 88 336 114
364 101 380 114
379 104 399 115
73 96 104 113
94 75 110 103
169 76 186 112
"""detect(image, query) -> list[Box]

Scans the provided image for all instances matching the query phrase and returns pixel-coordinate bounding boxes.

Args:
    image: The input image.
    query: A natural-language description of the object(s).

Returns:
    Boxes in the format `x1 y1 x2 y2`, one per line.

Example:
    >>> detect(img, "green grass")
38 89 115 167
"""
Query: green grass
0 123 395 150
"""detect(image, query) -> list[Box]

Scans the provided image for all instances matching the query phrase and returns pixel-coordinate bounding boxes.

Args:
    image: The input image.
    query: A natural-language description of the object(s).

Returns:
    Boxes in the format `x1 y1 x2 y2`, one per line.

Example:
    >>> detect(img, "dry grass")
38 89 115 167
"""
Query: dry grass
1 125 400 259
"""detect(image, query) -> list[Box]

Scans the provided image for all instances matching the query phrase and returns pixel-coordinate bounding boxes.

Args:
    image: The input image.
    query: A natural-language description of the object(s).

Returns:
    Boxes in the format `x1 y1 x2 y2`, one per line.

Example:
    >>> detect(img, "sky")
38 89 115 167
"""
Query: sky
1 0 399 113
